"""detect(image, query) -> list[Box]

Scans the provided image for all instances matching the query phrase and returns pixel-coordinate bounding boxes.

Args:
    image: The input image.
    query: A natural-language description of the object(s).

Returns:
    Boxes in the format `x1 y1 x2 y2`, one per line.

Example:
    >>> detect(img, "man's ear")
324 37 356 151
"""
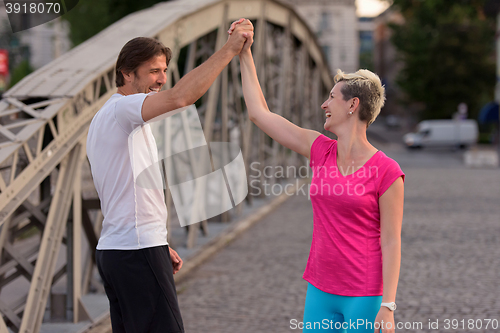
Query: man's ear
122 70 133 83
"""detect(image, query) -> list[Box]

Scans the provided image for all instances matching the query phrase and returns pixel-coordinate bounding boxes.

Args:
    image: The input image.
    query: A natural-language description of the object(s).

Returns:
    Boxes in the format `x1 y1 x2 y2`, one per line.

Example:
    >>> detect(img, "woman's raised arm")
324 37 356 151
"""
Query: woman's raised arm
239 48 320 159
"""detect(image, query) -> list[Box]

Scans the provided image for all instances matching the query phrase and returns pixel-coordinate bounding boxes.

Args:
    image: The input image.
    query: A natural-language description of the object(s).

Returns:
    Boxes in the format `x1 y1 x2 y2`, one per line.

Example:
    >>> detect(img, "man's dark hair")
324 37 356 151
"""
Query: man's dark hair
115 37 172 87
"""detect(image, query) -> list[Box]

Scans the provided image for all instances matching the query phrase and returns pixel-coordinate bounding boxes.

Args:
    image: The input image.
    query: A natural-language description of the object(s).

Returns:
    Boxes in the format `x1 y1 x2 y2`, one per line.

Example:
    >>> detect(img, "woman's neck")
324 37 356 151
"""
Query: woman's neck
334 123 375 162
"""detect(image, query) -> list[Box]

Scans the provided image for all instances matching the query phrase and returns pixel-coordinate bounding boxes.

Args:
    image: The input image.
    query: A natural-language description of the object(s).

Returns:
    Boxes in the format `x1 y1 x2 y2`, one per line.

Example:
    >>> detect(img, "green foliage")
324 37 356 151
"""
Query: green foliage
9 60 33 88
62 0 110 46
359 51 374 71
389 0 496 120
62 0 170 46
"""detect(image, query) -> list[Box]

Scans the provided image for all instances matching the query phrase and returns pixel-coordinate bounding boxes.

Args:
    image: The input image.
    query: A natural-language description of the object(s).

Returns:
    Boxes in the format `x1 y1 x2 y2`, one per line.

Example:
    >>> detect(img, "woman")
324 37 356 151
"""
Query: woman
230 20 404 333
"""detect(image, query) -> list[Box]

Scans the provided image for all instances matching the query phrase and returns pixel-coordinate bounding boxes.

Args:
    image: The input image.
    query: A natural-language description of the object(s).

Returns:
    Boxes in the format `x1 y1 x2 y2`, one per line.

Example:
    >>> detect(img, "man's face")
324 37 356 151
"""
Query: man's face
129 54 167 94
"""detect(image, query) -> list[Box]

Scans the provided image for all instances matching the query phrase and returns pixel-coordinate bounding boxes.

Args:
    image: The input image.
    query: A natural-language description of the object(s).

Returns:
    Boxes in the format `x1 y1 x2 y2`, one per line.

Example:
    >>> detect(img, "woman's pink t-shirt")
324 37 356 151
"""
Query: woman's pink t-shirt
303 134 405 296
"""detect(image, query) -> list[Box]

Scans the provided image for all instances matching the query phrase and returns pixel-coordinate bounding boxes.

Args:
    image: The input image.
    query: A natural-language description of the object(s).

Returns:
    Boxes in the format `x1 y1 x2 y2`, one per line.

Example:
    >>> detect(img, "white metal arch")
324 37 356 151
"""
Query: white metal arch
0 0 333 331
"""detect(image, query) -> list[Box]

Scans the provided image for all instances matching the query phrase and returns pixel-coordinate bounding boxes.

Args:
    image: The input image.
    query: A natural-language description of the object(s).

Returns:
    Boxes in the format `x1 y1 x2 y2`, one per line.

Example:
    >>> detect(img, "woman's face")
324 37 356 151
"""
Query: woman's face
321 82 351 132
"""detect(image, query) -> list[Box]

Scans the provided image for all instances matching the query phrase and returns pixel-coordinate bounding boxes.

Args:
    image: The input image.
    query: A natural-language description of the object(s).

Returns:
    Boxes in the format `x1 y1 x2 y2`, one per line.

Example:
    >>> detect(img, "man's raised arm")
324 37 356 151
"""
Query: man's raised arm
141 19 254 122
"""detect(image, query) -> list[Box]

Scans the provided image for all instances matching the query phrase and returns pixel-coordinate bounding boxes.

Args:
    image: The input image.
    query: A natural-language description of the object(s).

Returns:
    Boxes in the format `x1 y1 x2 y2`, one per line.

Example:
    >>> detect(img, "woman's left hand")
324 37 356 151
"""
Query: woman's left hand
374 307 395 333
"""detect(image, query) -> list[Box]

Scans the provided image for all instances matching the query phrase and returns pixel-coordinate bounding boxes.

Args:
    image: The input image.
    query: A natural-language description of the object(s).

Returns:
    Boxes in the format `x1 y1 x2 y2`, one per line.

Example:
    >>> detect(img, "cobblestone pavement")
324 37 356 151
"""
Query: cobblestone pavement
396 167 500 332
177 165 500 333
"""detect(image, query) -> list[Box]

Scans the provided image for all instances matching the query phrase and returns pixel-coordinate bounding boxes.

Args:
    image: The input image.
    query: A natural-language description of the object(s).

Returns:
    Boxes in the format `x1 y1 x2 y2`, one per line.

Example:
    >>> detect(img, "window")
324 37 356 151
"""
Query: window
322 46 330 62
319 12 329 33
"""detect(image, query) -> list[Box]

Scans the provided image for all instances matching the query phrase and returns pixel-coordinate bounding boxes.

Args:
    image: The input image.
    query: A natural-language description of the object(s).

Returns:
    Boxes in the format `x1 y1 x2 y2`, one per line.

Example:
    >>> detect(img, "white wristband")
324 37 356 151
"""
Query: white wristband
381 302 397 311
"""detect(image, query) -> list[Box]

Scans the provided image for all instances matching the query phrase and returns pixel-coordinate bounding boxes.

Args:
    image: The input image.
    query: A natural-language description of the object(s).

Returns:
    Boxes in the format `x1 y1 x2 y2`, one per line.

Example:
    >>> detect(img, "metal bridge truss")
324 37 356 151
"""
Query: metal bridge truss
0 0 332 331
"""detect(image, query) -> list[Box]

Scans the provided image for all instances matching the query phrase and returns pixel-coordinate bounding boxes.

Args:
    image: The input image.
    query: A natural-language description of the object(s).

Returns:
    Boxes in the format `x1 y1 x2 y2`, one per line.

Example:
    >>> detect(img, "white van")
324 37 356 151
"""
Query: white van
403 119 478 148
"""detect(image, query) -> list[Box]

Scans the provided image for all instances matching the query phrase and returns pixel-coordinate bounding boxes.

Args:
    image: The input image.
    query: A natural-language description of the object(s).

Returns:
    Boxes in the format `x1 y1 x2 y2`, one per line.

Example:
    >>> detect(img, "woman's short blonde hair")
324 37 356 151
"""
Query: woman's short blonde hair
334 69 386 126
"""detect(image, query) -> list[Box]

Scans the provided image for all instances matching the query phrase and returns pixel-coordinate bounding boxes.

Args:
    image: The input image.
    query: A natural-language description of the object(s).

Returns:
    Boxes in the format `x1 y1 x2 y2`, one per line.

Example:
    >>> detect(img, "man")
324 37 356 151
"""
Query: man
86 19 253 333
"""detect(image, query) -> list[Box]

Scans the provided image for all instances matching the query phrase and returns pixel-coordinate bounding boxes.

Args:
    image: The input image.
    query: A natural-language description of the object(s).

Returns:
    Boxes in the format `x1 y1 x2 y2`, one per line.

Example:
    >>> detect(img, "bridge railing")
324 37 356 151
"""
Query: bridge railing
0 0 332 331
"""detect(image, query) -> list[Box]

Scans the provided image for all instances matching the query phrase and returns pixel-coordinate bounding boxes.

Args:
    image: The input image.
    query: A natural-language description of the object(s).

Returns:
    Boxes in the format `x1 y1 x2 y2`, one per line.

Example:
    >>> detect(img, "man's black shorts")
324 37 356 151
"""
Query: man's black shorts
96 245 184 333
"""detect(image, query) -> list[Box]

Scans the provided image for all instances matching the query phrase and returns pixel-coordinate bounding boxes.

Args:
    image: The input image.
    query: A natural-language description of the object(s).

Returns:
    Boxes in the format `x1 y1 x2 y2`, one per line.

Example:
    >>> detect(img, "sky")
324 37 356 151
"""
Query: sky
355 0 391 17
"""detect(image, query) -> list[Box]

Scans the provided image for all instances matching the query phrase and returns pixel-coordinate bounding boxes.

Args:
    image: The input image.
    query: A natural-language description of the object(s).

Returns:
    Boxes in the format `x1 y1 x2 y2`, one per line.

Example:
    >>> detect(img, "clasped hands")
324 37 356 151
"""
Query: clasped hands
226 18 254 55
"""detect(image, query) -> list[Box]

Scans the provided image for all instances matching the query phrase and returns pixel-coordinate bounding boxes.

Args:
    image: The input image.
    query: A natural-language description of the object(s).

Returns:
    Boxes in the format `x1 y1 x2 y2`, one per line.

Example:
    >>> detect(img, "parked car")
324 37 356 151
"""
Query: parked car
385 115 402 129
403 119 478 149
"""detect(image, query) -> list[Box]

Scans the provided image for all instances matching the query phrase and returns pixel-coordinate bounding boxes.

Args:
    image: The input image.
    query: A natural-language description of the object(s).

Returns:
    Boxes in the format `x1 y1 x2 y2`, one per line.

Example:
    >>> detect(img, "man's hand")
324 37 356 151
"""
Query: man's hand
225 18 254 55
141 19 253 122
169 247 183 274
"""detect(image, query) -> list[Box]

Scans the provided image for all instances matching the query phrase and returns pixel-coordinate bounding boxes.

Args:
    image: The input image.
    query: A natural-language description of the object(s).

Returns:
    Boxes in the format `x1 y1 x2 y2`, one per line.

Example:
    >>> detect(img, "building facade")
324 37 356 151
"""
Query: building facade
282 0 358 74
0 0 70 89
358 16 374 71
373 8 405 115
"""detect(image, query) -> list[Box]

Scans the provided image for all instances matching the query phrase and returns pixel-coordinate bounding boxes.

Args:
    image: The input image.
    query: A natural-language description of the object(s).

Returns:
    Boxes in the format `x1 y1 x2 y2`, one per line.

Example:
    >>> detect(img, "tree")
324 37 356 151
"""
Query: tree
389 0 496 120
9 60 33 88
62 0 110 46
62 0 171 46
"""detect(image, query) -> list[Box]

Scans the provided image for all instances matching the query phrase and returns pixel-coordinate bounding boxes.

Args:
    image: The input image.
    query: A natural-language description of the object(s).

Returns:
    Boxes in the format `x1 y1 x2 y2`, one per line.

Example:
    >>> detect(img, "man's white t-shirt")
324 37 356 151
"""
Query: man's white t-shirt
87 93 168 250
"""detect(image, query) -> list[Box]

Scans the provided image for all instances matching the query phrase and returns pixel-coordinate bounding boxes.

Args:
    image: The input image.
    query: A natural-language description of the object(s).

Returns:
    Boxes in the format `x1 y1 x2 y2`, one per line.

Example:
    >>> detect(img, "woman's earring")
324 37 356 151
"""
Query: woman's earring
348 111 353 115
